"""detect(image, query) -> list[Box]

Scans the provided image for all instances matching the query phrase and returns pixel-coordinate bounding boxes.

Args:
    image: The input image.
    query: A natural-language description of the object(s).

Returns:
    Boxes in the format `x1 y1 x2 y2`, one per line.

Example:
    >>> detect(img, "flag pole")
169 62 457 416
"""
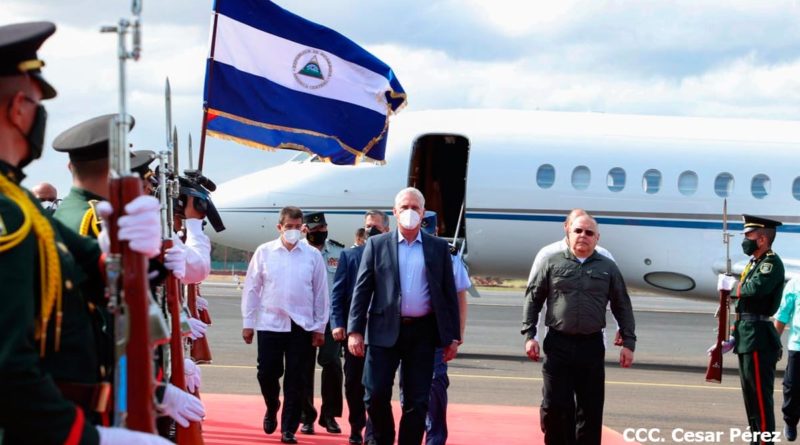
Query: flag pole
198 2 221 171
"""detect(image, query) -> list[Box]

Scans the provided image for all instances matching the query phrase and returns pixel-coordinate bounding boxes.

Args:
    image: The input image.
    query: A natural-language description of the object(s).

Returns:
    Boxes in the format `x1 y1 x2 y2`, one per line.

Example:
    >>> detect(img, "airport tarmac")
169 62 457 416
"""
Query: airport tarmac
198 282 788 444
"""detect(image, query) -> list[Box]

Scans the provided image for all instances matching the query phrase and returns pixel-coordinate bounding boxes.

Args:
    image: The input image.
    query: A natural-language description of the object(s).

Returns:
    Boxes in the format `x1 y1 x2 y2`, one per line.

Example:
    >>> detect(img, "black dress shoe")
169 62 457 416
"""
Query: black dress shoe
319 416 341 434
348 431 364 444
263 413 278 435
280 431 298 444
300 422 315 434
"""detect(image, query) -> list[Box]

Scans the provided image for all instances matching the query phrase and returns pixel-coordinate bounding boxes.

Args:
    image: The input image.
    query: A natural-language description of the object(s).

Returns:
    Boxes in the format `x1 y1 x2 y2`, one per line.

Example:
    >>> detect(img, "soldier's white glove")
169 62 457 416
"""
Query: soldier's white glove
96 426 173 444
164 234 187 280
95 197 162 258
707 336 736 355
185 358 202 393
187 317 208 340
718 274 737 291
158 383 205 427
196 295 209 313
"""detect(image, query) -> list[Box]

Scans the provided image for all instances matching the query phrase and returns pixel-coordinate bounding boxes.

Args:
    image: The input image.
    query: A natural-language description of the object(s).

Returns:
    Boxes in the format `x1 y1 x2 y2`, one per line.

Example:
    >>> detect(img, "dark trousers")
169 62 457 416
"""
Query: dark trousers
345 348 374 439
540 330 605 445
738 348 778 440
256 323 311 434
426 347 449 445
364 316 436 445
300 323 344 424
784 350 800 427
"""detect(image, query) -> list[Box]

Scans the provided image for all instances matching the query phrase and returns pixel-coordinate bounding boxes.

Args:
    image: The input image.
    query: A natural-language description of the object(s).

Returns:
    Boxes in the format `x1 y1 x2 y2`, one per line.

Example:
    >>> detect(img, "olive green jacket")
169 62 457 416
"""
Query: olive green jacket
733 250 784 354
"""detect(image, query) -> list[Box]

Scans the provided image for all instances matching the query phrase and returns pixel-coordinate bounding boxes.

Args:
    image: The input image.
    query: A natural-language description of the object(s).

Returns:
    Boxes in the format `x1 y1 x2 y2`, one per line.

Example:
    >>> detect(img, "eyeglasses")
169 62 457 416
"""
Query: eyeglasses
573 228 596 237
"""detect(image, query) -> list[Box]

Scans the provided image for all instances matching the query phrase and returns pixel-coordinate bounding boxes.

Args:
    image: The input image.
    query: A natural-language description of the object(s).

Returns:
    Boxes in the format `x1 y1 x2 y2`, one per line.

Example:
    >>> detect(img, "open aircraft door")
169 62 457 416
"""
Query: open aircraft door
407 134 473 293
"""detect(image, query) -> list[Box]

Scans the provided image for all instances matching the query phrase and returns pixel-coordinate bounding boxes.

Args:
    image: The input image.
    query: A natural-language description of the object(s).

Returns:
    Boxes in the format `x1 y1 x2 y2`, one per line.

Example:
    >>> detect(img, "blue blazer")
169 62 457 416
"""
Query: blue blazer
348 230 460 348
330 244 365 331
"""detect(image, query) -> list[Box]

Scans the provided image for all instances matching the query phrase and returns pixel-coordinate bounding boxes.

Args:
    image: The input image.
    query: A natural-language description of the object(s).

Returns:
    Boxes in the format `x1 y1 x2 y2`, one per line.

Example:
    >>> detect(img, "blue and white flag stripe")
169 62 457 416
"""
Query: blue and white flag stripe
204 0 406 164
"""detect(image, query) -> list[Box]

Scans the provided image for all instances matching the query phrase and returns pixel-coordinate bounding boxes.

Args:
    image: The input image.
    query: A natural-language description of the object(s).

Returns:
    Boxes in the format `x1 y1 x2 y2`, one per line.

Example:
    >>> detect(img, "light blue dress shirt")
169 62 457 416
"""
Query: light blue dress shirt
775 278 800 352
397 230 431 317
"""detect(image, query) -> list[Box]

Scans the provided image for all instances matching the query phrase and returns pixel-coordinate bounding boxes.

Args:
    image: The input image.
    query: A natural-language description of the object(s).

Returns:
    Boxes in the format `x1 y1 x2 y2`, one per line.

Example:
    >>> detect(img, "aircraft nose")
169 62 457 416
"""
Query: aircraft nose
209 172 276 252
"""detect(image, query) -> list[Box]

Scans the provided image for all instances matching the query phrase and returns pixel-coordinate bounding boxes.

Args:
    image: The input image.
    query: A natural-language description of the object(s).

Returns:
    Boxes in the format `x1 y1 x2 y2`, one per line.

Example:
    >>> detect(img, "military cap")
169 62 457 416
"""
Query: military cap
53 114 136 162
742 214 782 234
421 210 437 235
303 211 327 229
0 22 57 99
131 150 156 179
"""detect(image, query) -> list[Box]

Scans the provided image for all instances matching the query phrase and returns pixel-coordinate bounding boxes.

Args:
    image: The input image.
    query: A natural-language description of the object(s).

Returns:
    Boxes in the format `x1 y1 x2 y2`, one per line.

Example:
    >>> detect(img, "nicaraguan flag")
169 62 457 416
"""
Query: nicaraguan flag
203 0 407 165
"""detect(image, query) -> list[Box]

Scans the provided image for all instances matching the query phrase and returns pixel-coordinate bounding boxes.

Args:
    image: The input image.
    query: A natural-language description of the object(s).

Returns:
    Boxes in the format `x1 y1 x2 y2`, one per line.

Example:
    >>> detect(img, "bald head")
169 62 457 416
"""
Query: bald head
563 208 588 234
31 182 57 201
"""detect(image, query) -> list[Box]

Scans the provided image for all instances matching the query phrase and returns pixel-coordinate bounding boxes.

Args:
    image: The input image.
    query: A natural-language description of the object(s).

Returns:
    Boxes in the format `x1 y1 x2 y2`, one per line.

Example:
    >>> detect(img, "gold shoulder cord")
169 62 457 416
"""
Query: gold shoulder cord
79 200 101 237
0 173 63 356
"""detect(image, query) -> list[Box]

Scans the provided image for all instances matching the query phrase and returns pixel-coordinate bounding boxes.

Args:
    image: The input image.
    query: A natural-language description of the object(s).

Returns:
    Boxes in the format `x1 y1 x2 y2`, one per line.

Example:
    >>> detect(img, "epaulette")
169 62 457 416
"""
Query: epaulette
766 251 775 257
328 239 344 248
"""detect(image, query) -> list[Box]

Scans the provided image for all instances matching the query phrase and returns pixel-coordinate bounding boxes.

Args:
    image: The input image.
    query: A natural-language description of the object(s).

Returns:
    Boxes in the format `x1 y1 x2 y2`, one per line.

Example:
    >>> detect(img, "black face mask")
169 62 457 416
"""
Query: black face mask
742 238 758 256
306 230 328 246
17 104 47 169
366 226 382 238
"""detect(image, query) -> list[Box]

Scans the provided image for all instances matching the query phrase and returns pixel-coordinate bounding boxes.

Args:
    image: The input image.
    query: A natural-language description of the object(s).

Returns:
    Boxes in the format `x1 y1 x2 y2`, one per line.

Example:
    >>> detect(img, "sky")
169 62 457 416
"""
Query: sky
5 0 800 195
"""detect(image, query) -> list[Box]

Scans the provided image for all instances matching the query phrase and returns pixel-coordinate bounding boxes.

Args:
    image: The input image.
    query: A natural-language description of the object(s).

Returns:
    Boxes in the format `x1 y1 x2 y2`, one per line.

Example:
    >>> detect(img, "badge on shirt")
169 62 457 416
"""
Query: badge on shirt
327 257 338 268
760 263 773 274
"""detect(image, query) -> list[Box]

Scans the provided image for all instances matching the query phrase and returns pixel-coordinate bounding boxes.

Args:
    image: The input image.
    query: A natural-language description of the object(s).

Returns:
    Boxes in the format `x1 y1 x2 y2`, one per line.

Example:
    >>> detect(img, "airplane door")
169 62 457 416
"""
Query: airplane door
407 134 470 246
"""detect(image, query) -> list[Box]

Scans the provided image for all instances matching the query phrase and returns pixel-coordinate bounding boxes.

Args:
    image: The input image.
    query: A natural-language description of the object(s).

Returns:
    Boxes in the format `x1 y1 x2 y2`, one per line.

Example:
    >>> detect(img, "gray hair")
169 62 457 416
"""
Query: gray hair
364 209 389 226
394 187 425 208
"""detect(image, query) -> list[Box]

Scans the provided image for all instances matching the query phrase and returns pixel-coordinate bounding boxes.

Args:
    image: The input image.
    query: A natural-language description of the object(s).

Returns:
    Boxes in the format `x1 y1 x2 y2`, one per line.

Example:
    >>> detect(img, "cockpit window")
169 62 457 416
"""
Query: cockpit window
290 152 313 163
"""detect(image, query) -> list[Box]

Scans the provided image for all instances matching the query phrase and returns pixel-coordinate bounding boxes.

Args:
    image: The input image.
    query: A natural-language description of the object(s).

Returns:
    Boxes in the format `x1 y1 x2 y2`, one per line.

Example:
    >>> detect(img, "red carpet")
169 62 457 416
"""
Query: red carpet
202 393 638 445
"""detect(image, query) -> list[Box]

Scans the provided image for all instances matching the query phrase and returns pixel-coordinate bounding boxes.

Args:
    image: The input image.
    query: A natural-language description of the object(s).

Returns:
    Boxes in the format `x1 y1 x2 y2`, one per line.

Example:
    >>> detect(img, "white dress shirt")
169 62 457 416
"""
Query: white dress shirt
241 237 329 333
182 218 212 284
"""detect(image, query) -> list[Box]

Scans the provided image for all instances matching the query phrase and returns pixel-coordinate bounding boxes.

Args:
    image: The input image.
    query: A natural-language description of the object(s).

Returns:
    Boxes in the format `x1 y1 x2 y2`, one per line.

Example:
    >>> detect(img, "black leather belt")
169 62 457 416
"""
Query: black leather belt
735 313 772 322
401 314 433 325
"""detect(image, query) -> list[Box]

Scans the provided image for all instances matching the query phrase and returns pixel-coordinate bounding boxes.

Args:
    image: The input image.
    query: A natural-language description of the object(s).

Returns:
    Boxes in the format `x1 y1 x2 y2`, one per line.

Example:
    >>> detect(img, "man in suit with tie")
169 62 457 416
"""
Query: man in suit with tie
348 187 461 445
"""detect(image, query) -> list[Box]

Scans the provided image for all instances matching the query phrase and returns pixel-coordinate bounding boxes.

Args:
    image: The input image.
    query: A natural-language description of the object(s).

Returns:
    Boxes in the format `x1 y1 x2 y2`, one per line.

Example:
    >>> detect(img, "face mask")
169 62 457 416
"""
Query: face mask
306 230 328 246
742 238 758 256
283 229 302 245
366 226 382 238
397 209 421 229
17 104 47 169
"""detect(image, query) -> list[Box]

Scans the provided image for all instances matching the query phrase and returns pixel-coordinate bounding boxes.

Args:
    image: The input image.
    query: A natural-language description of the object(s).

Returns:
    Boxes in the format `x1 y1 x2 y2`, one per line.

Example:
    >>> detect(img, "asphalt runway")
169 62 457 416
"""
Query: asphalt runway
197 283 789 444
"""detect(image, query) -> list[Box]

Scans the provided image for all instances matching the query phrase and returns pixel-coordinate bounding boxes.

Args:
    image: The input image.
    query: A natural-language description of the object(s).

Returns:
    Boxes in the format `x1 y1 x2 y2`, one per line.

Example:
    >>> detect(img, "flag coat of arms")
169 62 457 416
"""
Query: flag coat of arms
203 0 407 165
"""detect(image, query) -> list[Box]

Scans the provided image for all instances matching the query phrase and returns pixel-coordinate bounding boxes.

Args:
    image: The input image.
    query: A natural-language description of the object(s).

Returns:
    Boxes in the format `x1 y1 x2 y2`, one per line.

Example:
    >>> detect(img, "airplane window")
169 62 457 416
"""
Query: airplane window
571 166 591 190
536 164 555 189
794 177 800 201
714 173 734 197
290 152 313 162
678 171 698 196
606 167 625 192
751 174 770 199
642 169 661 194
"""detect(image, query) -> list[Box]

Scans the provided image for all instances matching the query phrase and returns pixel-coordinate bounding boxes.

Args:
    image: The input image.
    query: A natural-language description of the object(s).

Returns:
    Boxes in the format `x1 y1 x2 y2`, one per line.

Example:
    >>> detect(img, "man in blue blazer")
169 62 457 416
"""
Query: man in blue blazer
331 210 390 445
348 187 461 445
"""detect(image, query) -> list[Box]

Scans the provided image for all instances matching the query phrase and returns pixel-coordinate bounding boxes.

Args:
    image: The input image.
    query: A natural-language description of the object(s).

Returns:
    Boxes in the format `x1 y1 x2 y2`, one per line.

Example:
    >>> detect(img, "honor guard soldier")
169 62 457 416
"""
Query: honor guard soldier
52 115 152 239
0 21 170 444
718 214 785 442
300 211 345 435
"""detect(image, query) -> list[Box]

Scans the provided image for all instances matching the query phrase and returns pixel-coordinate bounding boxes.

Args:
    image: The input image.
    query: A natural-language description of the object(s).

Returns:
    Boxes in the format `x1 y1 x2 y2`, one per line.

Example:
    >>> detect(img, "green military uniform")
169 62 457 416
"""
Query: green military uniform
0 161 103 444
732 215 785 439
300 212 345 430
55 187 104 238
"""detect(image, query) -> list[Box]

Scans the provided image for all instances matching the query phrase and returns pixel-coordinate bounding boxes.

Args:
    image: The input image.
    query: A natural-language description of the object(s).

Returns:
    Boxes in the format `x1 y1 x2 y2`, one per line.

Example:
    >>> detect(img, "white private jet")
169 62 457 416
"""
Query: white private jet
209 109 800 300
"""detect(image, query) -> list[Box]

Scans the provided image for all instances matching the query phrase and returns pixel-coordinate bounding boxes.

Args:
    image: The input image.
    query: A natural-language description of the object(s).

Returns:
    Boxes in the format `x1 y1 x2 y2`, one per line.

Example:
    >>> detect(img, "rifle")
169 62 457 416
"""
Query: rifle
706 199 732 384
101 0 156 432
162 82 205 444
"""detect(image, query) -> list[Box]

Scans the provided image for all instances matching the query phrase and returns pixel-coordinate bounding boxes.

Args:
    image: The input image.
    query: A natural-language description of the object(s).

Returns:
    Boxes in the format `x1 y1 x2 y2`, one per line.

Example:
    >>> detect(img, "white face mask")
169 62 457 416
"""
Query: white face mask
397 209 421 229
283 229 302 245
